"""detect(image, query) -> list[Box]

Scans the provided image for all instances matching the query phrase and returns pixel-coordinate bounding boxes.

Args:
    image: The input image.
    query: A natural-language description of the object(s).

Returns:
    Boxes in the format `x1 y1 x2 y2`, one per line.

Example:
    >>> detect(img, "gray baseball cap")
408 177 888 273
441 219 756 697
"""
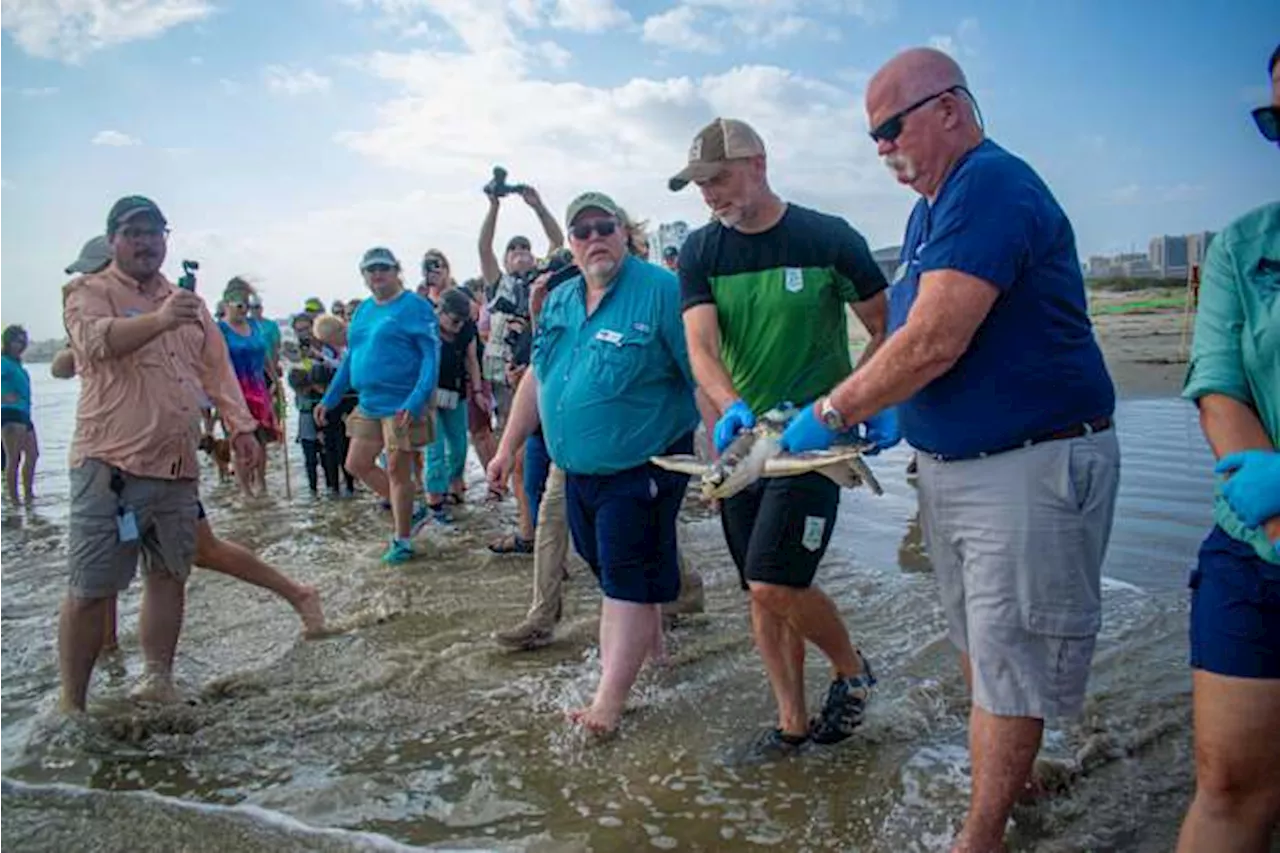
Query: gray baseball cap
66 235 112 275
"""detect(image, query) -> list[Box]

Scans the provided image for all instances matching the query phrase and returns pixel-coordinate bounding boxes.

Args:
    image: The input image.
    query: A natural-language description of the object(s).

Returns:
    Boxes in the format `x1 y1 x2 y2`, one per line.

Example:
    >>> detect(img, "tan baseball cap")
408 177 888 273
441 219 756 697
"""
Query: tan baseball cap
668 118 766 191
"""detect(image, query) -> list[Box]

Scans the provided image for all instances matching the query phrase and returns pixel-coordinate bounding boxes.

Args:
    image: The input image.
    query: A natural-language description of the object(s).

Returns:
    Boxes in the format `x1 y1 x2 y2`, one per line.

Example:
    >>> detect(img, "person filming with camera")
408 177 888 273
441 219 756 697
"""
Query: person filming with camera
478 168 564 555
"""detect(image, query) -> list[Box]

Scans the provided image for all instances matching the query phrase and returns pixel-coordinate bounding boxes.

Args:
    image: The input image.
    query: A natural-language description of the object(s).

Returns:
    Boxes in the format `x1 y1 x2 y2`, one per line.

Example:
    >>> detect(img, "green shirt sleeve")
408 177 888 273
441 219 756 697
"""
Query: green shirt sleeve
1182 228 1251 405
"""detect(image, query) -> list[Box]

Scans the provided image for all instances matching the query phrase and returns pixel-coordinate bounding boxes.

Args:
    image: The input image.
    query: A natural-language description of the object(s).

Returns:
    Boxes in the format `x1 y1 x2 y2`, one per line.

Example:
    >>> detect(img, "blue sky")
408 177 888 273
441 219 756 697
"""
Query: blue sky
2 0 1277 339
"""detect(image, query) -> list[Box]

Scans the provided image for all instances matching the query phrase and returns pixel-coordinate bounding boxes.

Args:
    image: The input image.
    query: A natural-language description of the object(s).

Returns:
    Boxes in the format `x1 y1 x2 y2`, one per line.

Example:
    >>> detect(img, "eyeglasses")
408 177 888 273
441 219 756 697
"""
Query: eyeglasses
869 85 971 143
118 226 169 242
569 218 619 241
228 301 247 310
364 263 394 273
1252 106 1279 142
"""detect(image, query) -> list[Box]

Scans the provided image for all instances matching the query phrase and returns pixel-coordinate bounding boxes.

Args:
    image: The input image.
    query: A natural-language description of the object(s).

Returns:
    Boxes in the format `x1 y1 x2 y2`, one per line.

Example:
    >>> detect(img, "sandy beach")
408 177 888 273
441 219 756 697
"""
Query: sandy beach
850 285 1193 400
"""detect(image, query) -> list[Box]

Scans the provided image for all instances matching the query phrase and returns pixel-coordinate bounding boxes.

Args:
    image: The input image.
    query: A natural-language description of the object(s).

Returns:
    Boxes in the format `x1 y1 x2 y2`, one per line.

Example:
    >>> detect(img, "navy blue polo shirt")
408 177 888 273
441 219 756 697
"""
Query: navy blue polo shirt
533 255 699 475
888 139 1115 459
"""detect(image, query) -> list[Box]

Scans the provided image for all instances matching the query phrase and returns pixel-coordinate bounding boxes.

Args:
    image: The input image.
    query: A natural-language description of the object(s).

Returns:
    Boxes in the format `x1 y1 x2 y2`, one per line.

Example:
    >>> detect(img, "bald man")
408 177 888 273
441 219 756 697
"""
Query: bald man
778 48 1120 851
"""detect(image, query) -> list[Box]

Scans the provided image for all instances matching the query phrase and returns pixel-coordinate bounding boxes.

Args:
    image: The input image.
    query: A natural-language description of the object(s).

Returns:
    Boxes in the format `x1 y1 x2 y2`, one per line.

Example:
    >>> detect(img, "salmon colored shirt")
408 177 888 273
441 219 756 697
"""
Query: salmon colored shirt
63 264 258 481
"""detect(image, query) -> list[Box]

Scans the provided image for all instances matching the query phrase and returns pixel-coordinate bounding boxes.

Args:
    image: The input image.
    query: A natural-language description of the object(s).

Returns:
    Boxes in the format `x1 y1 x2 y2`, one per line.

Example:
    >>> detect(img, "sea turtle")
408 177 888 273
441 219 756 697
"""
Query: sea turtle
651 406 883 501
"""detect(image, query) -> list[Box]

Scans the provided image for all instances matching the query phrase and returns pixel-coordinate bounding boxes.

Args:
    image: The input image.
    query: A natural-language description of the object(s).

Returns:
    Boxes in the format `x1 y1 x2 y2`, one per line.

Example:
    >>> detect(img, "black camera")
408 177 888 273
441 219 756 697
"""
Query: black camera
178 259 199 292
536 248 579 292
483 165 528 199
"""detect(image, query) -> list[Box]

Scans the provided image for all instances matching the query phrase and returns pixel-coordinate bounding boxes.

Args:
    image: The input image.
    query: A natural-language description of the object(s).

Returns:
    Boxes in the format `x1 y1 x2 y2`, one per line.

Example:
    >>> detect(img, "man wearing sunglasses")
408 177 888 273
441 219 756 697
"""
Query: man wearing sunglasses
316 247 441 565
59 195 264 711
671 117 890 759
486 192 699 734
478 182 565 555
780 48 1120 851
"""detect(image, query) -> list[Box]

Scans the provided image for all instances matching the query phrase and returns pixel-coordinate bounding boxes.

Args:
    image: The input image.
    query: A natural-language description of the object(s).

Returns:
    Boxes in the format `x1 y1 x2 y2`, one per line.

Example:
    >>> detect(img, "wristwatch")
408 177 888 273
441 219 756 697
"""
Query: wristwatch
818 397 847 432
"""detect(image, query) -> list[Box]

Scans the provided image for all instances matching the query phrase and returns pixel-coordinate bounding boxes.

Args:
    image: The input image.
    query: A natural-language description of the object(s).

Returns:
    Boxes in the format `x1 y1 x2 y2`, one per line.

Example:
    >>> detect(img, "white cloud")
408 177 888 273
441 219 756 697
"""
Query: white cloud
92 130 141 146
1104 183 1207 206
643 6 721 53
548 0 629 32
264 65 333 96
105 0 913 323
534 40 572 69
189 55 204 65
0 0 213 63
19 86 59 97
929 17 980 58
219 78 241 95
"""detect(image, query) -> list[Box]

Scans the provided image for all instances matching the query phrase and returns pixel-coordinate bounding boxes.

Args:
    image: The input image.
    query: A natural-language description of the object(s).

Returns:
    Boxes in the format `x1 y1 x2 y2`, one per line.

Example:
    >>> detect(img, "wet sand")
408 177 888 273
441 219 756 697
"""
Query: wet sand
4 304 1265 852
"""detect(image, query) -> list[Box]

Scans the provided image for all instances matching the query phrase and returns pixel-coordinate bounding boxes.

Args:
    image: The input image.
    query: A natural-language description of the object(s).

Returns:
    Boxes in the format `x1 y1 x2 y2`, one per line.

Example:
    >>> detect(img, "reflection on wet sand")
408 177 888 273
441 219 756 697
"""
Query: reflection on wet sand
1 380 1229 851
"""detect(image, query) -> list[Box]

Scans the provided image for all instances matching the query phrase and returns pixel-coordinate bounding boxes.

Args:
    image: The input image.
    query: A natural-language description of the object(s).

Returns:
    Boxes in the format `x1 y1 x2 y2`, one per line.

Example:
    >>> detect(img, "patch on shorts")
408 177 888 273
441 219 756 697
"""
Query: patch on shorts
802 516 826 552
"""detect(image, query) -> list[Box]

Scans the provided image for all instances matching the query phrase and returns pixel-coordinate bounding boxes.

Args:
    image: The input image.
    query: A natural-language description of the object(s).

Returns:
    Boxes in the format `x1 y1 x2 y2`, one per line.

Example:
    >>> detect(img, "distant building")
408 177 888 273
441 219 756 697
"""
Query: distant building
1149 235 1189 278
654 221 689 261
872 245 902 283
1186 231 1216 269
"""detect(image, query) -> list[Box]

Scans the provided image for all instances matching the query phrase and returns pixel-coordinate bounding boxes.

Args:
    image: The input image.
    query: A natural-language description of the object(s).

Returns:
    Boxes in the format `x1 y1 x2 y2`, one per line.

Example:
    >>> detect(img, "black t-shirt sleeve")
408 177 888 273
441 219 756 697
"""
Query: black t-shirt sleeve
678 231 714 311
832 218 889 302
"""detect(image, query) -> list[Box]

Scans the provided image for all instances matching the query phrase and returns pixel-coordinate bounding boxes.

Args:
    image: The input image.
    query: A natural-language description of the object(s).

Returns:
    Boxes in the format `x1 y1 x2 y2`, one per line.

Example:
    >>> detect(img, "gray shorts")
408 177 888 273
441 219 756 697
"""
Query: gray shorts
67 459 200 599
917 428 1120 720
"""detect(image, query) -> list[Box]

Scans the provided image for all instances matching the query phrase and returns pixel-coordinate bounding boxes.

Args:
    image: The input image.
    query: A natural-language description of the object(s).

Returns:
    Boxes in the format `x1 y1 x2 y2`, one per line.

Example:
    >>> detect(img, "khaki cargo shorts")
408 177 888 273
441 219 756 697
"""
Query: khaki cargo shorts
917 428 1121 720
345 407 433 452
67 458 200 599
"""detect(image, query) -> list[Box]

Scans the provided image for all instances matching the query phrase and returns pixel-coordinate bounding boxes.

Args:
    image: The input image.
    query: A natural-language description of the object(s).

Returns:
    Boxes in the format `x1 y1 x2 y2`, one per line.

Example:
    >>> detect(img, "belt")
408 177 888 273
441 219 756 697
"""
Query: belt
929 415 1113 463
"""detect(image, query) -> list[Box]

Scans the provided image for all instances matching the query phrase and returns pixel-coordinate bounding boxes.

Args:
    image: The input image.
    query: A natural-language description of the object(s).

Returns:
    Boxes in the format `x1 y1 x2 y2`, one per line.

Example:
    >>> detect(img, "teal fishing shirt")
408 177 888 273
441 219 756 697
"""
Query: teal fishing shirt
1183 201 1280 564
533 255 699 476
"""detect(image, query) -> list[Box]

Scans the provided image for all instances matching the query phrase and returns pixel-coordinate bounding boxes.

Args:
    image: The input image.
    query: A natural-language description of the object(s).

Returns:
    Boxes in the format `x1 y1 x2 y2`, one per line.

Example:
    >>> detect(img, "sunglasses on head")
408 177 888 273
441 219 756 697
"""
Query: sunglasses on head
869 85 971 143
1252 106 1279 142
569 218 618 241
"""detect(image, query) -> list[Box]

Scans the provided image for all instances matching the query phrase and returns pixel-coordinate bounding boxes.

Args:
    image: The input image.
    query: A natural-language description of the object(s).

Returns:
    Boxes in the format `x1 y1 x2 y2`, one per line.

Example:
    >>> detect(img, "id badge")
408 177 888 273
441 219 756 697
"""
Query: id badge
434 389 459 410
117 510 139 543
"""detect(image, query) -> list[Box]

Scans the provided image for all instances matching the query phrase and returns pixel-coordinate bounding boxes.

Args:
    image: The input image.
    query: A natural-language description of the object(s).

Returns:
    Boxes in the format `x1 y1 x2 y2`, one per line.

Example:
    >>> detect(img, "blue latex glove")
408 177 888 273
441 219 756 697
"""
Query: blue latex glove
1214 449 1280 528
714 399 756 454
860 408 901 456
778 404 837 454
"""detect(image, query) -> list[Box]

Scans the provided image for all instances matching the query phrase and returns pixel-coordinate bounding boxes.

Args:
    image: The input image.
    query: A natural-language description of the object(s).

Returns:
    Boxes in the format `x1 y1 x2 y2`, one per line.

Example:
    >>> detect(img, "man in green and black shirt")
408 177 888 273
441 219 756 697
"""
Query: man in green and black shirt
672 117 890 756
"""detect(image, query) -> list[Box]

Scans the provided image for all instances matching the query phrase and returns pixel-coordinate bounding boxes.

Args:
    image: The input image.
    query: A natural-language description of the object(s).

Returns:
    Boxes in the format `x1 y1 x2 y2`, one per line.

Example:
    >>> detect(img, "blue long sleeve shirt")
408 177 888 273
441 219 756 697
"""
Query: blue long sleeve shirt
321 290 440 418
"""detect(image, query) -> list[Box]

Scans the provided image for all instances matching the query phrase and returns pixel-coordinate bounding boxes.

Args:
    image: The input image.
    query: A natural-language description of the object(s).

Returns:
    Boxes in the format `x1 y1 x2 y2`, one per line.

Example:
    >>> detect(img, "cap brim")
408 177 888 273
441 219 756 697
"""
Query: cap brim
668 162 726 192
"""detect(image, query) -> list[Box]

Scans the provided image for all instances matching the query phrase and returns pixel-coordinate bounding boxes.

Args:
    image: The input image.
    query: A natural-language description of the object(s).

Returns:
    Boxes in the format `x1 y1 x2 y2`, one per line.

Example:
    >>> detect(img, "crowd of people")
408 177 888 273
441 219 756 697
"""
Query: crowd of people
3 43 1277 853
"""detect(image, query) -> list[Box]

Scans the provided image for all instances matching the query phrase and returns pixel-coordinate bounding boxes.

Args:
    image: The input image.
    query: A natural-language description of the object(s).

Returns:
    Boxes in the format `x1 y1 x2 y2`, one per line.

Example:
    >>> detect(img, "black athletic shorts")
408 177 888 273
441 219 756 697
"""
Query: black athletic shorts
720 472 840 590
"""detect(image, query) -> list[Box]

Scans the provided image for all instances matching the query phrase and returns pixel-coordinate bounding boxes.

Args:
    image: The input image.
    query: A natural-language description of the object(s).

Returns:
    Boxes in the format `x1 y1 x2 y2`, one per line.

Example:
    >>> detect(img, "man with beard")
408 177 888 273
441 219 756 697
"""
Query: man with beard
487 192 698 733
671 118 892 758
60 195 264 711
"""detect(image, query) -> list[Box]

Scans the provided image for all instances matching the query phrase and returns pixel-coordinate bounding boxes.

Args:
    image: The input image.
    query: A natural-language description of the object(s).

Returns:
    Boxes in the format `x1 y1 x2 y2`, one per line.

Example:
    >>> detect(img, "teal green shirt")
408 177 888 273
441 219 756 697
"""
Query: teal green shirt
1182 201 1280 564
533 255 699 475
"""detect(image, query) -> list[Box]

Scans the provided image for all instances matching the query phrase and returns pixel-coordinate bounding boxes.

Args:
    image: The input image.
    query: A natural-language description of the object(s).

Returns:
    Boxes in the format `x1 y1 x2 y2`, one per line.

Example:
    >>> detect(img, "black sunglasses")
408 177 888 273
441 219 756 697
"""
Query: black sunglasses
1252 106 1279 142
365 263 394 273
507 241 531 252
869 85 972 143
569 218 618 241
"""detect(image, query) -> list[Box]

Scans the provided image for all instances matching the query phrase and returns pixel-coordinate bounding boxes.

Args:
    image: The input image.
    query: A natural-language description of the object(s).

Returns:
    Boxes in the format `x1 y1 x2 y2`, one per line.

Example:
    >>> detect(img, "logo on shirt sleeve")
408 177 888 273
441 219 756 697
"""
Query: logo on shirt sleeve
784 267 804 293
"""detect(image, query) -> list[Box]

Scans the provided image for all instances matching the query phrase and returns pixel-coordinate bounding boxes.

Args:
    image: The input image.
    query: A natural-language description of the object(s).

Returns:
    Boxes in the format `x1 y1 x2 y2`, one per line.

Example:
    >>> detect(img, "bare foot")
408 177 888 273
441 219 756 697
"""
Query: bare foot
130 672 181 704
293 585 326 638
567 701 623 735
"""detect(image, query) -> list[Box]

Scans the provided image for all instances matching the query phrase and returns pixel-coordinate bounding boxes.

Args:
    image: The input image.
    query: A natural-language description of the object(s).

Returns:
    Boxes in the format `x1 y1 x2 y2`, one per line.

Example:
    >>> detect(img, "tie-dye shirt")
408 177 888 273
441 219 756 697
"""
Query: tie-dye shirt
219 319 276 434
